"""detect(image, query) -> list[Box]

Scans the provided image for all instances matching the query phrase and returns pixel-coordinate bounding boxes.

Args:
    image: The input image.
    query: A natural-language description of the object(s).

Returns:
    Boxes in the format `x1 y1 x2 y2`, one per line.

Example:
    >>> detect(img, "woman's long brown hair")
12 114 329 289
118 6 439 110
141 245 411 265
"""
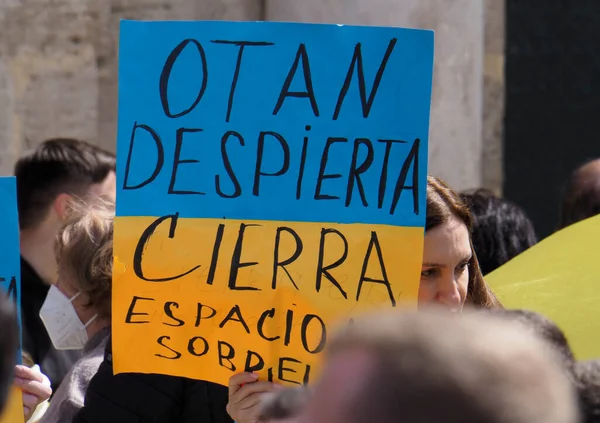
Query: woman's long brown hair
426 176 502 309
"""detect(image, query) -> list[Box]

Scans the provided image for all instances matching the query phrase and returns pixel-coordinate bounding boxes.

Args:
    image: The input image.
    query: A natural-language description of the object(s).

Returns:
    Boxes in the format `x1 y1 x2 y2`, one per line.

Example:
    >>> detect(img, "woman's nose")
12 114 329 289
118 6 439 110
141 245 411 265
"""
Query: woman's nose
436 277 462 308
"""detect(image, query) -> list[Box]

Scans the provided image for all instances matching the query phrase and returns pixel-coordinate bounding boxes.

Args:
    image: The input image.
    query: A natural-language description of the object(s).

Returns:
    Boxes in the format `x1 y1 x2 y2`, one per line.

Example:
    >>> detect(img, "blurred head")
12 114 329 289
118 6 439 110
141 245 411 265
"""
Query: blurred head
15 138 116 231
490 309 575 379
0 295 17 415
421 176 501 310
297 308 579 423
559 159 600 230
575 360 600 423
461 189 537 275
40 197 114 350
260 386 310 423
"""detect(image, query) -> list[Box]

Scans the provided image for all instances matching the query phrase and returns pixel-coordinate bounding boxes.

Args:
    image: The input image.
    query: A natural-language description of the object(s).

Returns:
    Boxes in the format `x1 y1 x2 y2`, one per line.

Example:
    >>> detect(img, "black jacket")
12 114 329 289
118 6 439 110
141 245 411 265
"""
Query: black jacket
73 335 233 423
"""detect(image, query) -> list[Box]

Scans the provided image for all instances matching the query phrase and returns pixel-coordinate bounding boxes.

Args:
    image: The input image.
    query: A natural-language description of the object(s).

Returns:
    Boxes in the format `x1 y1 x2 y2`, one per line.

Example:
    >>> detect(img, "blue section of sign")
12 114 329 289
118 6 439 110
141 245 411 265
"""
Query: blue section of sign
116 20 433 227
0 177 22 363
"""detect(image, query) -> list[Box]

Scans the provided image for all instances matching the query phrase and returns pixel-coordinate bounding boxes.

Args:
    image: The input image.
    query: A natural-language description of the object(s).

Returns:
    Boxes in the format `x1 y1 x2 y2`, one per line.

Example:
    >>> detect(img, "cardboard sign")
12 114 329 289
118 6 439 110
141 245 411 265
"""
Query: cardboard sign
487 214 600 360
0 177 23 423
113 20 434 386
0 387 23 423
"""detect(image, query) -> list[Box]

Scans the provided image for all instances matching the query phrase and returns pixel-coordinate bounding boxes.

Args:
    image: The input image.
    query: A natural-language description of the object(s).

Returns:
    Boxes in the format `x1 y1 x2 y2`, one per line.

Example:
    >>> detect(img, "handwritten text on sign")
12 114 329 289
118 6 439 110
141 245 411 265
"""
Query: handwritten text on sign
0 177 24 423
0 177 22 360
113 21 434 386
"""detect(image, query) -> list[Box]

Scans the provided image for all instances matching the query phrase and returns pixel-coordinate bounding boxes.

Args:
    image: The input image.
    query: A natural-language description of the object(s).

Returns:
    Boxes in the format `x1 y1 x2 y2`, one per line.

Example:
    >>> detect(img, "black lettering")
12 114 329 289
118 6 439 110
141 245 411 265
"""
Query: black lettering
314 137 347 200
125 296 155 324
284 308 294 346
188 336 209 357
390 138 420 215
268 367 274 382
315 229 348 299
160 39 207 118
168 128 204 195
296 125 311 200
211 40 275 122
301 314 327 354
257 308 281 342
346 138 374 207
303 365 311 385
273 44 319 117
357 231 396 306
156 336 182 360
244 350 265 373
134 213 201 282
123 122 164 190
229 223 261 290
253 132 290 196
216 131 244 198
164 301 185 327
217 341 237 371
333 38 398 120
272 227 303 290
195 303 217 327
278 357 302 385
219 305 251 334
207 224 225 285
377 139 406 209
2 277 17 306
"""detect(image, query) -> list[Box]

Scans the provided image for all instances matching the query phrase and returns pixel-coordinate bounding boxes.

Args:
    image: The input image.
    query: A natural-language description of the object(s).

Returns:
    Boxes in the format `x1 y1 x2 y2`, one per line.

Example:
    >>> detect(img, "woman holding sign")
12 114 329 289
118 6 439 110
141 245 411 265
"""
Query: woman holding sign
227 176 501 423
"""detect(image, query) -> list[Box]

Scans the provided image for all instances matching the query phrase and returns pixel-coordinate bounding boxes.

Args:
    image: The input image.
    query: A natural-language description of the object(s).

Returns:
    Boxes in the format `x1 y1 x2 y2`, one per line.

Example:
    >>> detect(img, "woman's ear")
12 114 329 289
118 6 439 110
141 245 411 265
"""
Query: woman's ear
53 193 73 221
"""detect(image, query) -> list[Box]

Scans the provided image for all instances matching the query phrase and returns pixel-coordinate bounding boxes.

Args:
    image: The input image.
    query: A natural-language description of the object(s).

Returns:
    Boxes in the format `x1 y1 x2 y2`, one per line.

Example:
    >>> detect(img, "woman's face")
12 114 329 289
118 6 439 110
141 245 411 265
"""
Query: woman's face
55 269 95 323
418 216 471 311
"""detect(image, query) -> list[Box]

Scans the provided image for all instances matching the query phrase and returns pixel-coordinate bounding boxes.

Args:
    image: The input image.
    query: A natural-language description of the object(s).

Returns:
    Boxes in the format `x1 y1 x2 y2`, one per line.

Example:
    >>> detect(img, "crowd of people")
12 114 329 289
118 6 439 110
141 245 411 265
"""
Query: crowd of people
0 138 598 422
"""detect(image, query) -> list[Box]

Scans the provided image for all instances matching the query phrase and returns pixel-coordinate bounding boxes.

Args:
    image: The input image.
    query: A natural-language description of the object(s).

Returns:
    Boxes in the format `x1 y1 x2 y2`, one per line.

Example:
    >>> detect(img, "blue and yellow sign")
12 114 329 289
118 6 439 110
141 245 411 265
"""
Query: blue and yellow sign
0 177 24 423
113 20 434 386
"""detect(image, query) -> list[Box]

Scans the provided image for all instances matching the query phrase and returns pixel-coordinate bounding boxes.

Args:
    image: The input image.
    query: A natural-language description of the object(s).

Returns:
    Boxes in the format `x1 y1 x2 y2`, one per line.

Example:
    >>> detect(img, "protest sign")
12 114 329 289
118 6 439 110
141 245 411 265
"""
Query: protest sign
0 177 23 423
486 214 600 359
113 20 434 386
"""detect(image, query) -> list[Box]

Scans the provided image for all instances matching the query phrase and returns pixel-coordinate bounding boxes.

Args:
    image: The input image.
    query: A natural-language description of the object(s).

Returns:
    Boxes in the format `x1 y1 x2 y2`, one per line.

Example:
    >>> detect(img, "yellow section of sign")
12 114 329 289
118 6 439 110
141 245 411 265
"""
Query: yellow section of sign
486 214 600 360
112 216 423 386
0 386 23 423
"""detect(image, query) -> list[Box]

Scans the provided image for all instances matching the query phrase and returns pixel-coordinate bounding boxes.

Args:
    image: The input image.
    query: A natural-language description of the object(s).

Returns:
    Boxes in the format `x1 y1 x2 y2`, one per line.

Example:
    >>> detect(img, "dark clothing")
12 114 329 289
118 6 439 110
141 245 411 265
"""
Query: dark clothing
73 336 233 423
20 257 82 392
39 327 110 423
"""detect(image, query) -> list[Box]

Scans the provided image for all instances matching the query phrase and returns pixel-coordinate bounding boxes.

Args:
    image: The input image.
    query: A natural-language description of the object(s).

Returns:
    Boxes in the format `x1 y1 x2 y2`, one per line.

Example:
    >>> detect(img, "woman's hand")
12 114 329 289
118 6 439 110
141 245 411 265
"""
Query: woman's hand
227 372 280 423
13 364 52 421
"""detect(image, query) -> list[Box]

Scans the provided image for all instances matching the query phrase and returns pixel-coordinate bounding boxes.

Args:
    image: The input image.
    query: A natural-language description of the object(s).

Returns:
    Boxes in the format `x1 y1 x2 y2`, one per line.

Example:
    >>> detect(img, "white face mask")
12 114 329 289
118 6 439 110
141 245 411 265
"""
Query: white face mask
39 285 98 350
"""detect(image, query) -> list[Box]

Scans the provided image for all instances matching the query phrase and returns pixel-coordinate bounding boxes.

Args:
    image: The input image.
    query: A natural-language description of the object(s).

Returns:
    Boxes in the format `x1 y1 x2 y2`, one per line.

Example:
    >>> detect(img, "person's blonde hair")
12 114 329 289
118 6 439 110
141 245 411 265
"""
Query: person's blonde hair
55 196 114 319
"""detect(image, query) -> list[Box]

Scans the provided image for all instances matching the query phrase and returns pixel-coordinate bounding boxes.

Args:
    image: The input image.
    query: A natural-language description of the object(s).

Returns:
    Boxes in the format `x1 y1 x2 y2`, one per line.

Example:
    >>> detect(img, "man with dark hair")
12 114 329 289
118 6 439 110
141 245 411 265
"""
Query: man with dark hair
15 138 116 392
461 189 537 275
0 295 18 415
575 360 600 423
559 159 600 230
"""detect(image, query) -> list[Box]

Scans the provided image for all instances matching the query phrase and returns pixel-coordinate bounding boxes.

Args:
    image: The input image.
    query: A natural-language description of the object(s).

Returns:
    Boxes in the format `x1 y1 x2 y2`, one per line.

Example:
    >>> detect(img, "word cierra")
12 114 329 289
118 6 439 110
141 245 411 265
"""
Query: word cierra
126 298 324 384
134 217 397 307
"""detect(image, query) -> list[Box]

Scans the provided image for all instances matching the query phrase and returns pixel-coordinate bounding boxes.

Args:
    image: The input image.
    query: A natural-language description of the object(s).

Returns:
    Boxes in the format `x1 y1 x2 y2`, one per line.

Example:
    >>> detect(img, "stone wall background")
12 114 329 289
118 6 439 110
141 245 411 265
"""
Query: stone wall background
0 0 504 193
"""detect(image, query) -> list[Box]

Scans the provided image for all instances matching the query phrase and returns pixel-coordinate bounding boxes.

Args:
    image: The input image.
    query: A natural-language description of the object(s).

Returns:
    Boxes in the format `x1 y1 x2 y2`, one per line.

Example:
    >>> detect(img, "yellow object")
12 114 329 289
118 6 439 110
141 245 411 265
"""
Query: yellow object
112 216 423 386
486 214 600 360
0 386 24 423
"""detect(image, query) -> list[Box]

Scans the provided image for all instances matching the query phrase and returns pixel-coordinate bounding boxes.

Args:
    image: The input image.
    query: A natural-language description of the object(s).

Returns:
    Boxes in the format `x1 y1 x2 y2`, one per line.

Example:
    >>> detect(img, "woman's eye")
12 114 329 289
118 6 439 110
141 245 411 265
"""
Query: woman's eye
456 262 469 272
421 268 438 278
